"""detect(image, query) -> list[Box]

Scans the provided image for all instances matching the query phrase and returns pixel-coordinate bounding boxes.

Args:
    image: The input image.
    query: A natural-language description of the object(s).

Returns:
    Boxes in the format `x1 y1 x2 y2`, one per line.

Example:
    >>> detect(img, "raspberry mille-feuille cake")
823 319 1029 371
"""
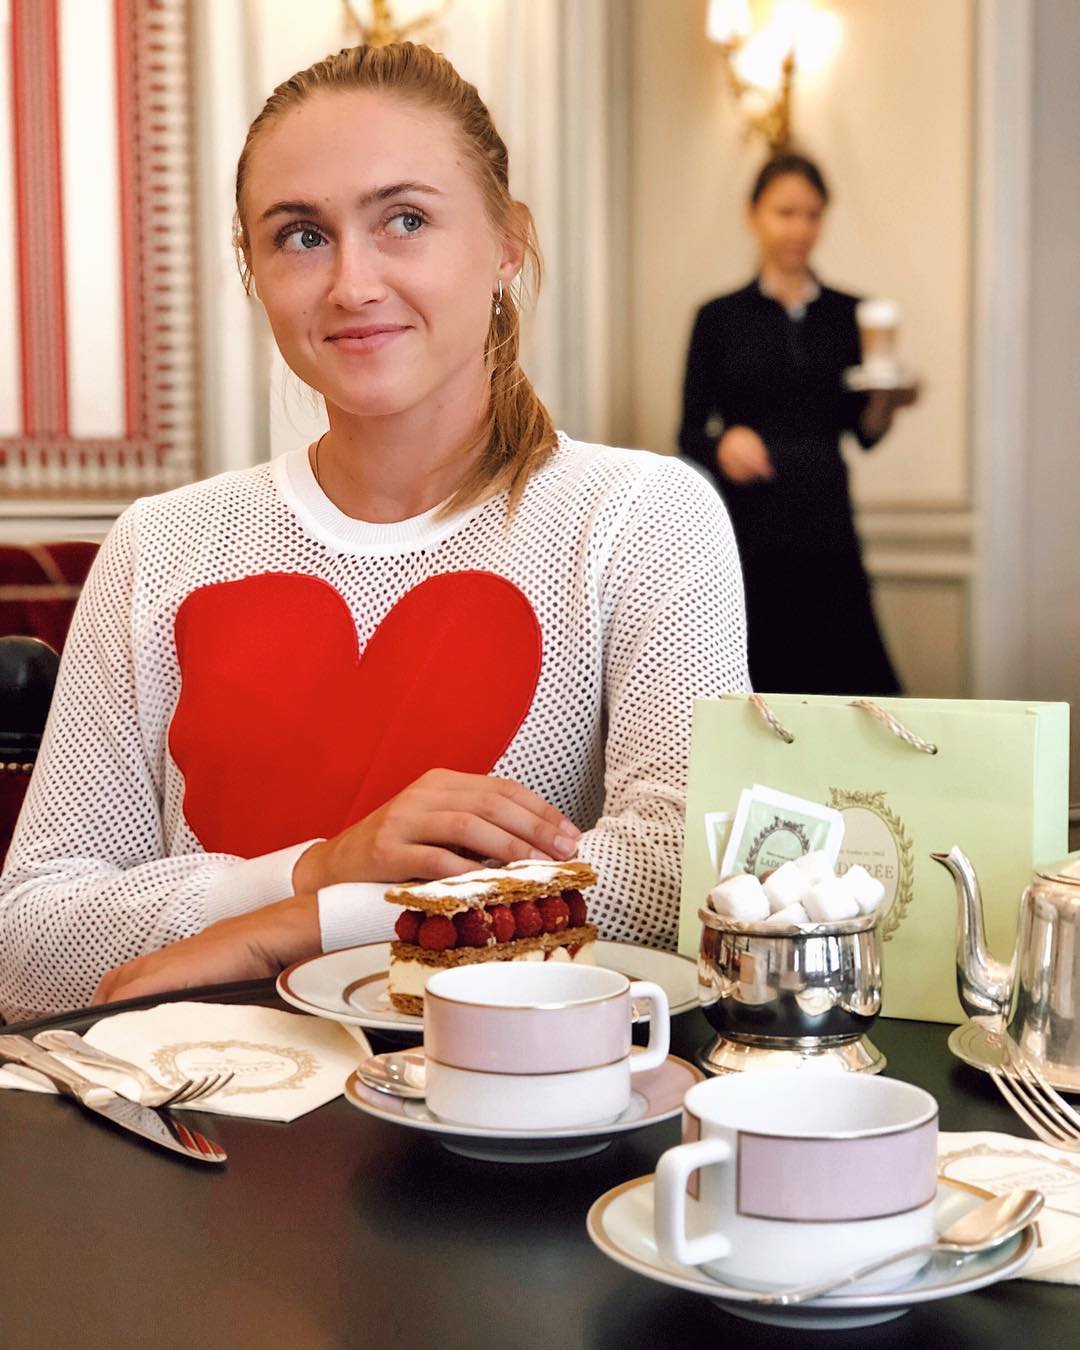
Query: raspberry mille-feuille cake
385 860 599 1015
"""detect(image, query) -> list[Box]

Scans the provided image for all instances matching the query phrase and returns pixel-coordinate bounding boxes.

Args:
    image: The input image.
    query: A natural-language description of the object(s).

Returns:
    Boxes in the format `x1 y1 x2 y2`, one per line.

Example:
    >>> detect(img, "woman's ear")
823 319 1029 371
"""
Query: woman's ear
497 201 530 281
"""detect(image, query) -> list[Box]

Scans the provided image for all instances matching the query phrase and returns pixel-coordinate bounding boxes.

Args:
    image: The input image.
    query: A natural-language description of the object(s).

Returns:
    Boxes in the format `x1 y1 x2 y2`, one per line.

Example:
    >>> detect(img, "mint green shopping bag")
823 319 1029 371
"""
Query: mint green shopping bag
679 694 1070 1023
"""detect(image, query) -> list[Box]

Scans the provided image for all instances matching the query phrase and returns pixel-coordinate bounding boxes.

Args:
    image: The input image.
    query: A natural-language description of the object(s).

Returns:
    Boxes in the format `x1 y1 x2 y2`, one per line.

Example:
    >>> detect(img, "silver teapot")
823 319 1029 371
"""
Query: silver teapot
932 846 1080 1085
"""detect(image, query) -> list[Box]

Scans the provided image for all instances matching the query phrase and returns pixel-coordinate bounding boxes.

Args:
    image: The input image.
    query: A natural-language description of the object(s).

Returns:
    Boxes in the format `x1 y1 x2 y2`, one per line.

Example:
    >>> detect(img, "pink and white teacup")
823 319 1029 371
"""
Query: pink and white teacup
422 963 670 1130
654 1072 938 1290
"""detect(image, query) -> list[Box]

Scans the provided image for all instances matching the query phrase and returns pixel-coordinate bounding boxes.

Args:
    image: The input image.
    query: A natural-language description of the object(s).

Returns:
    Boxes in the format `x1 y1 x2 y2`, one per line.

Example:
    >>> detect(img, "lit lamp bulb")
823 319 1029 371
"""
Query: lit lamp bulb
706 0 752 46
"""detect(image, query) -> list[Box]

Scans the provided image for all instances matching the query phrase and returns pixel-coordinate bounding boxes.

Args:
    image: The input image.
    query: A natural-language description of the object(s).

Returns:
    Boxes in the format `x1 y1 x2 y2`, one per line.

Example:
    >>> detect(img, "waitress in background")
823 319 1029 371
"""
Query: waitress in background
679 153 917 695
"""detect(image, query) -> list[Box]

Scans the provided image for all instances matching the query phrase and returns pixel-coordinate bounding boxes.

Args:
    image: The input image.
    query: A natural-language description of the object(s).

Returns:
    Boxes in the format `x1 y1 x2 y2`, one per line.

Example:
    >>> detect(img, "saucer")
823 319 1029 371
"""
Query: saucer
843 362 917 392
948 1017 1080 1095
586 1176 1035 1330
344 1053 703 1162
278 940 699 1035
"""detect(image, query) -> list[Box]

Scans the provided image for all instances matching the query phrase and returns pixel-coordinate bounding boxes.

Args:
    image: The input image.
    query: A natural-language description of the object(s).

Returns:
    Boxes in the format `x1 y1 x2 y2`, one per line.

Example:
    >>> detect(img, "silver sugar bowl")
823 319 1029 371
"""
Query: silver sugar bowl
696 907 886 1075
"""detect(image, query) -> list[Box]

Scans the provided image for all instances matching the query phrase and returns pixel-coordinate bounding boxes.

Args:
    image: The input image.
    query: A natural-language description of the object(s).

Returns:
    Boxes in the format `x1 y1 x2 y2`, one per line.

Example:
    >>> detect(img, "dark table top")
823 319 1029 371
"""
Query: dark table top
1 988 1076 1350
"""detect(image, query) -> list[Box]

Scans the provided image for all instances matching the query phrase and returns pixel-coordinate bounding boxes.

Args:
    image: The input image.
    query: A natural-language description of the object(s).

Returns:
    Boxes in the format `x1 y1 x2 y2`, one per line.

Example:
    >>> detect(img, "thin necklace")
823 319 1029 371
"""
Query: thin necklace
311 430 328 489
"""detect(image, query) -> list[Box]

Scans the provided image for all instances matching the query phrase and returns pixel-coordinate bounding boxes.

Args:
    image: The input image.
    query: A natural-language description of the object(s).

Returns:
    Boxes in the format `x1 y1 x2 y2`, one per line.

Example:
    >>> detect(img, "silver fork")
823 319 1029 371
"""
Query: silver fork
33 1029 234 1107
987 1033 1080 1151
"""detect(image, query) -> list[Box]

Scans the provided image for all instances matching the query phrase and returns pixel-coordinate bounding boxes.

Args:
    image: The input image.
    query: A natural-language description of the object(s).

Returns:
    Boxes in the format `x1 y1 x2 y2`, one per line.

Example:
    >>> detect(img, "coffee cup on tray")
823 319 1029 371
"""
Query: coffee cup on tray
653 1071 938 1290
422 962 671 1130
849 297 914 390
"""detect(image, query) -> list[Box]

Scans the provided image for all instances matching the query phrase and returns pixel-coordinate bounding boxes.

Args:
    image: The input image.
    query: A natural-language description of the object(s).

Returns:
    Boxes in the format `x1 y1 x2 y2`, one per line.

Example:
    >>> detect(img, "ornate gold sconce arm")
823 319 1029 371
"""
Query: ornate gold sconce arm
715 39 796 154
341 0 449 49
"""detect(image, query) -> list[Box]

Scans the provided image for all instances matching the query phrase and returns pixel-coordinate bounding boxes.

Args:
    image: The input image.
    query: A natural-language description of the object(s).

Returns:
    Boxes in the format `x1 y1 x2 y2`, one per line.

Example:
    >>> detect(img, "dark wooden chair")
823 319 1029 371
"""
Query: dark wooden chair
0 540 98 868
0 636 60 867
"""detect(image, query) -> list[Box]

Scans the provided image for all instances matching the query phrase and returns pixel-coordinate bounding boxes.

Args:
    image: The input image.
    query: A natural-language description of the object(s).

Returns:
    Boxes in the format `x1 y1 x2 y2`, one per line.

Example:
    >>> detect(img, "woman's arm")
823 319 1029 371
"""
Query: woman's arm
93 765 582 1004
0 509 317 1022
577 457 750 949
91 891 322 1005
857 386 920 445
678 305 725 471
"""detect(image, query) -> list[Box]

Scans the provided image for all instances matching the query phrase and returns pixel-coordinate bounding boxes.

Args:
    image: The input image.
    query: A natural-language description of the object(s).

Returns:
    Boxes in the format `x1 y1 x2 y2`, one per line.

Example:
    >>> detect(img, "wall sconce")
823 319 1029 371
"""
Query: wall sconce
341 0 449 48
706 0 840 154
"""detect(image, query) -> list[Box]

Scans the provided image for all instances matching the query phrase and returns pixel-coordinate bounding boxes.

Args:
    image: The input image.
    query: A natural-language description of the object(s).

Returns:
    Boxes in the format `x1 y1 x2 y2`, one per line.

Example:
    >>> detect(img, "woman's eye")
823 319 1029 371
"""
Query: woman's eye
280 225 326 252
386 210 426 237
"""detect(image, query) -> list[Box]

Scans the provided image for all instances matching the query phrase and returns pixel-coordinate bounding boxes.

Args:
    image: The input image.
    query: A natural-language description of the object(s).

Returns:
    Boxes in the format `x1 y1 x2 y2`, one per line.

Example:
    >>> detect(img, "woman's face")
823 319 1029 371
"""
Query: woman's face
243 91 518 422
748 173 826 272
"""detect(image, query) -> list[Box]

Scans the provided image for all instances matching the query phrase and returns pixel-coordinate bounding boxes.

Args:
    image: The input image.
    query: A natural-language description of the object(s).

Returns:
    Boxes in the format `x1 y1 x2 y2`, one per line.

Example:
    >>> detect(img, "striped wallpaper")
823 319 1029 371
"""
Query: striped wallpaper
0 0 199 500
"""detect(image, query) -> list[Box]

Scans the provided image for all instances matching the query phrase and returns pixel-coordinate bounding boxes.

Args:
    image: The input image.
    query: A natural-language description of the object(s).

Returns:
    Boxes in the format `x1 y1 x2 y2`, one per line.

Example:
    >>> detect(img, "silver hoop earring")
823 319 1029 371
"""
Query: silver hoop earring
493 280 503 317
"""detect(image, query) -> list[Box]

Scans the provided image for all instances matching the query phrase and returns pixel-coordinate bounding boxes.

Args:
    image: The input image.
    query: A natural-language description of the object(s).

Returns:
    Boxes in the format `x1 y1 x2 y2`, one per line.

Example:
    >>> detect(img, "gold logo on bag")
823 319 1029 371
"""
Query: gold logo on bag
829 789 914 940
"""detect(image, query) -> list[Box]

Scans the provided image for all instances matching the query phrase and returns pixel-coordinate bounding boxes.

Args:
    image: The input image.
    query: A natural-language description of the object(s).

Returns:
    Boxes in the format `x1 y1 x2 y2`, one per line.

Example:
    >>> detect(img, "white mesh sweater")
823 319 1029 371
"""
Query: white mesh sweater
0 435 748 1021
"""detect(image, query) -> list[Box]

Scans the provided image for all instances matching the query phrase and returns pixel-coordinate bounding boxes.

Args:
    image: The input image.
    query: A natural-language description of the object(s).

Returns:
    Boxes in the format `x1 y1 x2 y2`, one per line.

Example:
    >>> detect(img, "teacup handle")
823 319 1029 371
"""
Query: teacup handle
654 1136 733 1267
627 980 670 1074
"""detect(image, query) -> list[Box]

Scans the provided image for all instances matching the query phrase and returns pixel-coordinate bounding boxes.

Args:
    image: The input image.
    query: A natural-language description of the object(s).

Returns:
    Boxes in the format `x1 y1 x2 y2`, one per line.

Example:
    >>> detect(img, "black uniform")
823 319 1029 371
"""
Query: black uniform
679 280 900 695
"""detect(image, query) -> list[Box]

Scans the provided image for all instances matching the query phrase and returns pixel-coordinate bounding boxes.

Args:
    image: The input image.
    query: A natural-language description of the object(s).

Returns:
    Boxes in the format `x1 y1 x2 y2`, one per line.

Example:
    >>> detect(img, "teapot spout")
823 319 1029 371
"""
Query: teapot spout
930 846 1014 1021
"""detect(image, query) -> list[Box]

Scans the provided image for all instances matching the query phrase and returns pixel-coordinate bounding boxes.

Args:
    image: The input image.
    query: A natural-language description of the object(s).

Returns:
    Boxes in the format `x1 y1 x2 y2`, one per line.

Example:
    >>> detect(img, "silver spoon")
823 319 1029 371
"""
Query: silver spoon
756 1188 1044 1306
356 1049 428 1099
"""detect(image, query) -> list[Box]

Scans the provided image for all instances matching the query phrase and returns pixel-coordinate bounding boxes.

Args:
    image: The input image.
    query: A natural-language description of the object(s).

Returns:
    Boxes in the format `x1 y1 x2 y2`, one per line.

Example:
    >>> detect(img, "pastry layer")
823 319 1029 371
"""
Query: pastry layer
387 925 598 1013
385 860 597 916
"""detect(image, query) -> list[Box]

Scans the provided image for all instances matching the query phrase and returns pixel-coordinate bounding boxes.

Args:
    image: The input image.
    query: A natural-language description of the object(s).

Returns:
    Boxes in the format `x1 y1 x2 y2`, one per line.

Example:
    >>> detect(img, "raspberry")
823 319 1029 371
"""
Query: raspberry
512 900 544 939
488 905 517 944
537 895 570 933
454 907 493 948
417 915 458 951
563 890 588 928
394 910 421 943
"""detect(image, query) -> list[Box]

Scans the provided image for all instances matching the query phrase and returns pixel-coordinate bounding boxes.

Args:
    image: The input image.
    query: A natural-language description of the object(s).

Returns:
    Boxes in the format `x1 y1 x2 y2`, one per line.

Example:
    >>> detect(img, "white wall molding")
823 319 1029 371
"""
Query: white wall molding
969 0 1034 698
857 510 976 542
864 553 977 581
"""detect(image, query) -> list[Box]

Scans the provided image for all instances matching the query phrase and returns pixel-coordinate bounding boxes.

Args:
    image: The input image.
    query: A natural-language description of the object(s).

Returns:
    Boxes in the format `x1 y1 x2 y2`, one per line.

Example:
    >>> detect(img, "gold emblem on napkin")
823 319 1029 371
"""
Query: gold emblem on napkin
151 1040 319 1095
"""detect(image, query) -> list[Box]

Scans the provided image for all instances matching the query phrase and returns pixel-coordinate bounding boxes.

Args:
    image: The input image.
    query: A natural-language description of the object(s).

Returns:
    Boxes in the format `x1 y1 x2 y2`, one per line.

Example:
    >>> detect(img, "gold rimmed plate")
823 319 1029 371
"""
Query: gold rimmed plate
586 1175 1035 1330
343 1052 703 1162
277 940 700 1035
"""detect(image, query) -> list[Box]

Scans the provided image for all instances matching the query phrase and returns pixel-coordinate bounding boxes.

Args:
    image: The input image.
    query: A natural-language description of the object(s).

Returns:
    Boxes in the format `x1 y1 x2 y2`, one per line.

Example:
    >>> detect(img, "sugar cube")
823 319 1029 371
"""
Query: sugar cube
708 873 770 921
839 864 887 916
794 851 835 886
762 860 807 914
763 902 810 927
803 877 860 923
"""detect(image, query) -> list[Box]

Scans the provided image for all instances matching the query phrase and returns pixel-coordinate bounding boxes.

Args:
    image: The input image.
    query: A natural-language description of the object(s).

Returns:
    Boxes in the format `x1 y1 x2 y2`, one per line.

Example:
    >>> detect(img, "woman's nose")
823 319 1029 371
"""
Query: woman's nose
326 243 386 309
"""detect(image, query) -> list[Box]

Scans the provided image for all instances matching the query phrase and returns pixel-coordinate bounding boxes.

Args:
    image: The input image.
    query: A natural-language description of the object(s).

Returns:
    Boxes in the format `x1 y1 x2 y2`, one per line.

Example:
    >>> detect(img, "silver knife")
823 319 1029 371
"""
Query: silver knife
0 1034 226 1164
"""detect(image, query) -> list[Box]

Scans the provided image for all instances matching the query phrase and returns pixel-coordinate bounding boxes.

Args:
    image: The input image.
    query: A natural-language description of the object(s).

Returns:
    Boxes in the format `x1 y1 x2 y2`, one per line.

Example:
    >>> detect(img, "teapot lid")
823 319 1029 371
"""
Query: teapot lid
1035 852 1080 886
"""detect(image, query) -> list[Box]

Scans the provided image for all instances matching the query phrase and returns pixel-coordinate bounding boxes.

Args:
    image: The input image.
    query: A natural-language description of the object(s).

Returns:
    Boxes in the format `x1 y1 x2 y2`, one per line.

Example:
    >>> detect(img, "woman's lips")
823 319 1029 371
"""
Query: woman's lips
326 325 409 353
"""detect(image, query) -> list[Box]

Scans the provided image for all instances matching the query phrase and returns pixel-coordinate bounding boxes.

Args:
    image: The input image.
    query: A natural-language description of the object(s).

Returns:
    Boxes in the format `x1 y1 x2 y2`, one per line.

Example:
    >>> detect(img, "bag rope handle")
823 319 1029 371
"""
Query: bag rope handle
749 694 938 755
748 694 795 743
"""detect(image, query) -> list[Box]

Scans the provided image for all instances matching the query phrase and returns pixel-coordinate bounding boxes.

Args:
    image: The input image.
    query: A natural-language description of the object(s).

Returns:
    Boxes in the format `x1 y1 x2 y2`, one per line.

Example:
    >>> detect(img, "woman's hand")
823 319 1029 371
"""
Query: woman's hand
291 768 581 893
859 385 920 440
92 894 320 1006
716 426 775 484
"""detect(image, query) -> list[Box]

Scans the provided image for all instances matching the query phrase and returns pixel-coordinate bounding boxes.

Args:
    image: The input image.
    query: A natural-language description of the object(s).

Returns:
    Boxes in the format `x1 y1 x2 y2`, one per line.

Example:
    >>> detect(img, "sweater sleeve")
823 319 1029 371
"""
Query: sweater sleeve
677 305 725 471
837 296 884 451
0 507 314 1022
576 458 749 950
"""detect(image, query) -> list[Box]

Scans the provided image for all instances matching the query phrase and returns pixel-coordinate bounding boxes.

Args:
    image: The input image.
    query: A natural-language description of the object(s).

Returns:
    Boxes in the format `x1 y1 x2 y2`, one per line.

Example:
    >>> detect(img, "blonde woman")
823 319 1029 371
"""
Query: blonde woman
0 45 747 1019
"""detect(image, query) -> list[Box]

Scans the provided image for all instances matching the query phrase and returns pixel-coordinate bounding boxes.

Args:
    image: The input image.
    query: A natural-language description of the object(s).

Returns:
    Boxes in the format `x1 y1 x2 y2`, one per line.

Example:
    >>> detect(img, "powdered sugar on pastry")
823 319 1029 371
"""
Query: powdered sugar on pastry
386 859 597 914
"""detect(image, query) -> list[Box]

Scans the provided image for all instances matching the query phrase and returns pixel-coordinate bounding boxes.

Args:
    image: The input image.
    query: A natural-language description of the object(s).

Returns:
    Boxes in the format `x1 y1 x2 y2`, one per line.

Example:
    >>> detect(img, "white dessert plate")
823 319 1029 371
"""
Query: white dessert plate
586 1176 1035 1330
278 940 699 1035
344 1053 703 1162
948 1017 1080 1095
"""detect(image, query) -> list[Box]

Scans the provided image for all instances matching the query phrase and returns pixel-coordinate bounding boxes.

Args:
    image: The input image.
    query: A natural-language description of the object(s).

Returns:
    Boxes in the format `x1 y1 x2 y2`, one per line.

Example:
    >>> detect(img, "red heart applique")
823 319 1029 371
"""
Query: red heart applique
169 571 542 858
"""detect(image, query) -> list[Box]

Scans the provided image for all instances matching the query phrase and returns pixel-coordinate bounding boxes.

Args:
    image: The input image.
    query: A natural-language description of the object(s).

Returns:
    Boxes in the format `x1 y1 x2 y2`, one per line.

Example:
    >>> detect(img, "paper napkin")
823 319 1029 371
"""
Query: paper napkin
939 1130 1080 1284
0 1002 370 1122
